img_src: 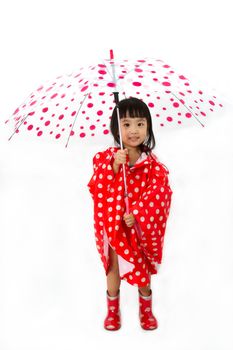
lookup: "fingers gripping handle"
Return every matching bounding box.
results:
[124,194,130,215]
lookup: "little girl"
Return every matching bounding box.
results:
[87,97,173,331]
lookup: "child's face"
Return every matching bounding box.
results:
[119,112,148,151]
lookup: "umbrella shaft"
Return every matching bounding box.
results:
[116,105,129,214]
[116,106,123,149]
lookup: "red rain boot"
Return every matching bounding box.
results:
[104,289,121,331]
[138,289,158,330]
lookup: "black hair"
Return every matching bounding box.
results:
[110,97,156,154]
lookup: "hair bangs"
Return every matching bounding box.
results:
[120,105,146,120]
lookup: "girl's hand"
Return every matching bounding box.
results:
[123,212,135,227]
[112,148,129,174]
[113,148,128,166]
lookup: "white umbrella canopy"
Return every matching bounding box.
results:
[5,51,224,148]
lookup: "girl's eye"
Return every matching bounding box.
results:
[123,123,130,127]
[138,123,144,126]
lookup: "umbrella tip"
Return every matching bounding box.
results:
[110,49,114,60]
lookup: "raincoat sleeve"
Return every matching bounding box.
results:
[87,150,116,199]
[129,162,173,239]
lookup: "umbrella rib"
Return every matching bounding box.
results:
[103,58,169,98]
[102,59,114,82]
[65,74,107,147]
[65,93,89,148]
[102,58,147,86]
[8,114,30,141]
[169,90,205,127]
[105,59,148,85]
[8,88,38,141]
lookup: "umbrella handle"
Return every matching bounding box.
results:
[124,190,130,215]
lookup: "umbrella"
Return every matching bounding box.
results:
[5,50,224,213]
[5,50,223,146]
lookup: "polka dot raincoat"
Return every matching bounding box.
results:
[87,147,173,287]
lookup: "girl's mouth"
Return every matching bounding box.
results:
[129,137,139,141]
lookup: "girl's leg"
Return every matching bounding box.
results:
[138,273,158,330]
[107,246,121,297]
[104,246,121,330]
[138,273,151,296]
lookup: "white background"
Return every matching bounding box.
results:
[0,0,233,349]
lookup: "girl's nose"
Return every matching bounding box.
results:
[129,127,138,133]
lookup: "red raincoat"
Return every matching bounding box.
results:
[87,146,173,287]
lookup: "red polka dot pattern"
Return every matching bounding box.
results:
[87,147,173,287]
[6,58,224,145]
